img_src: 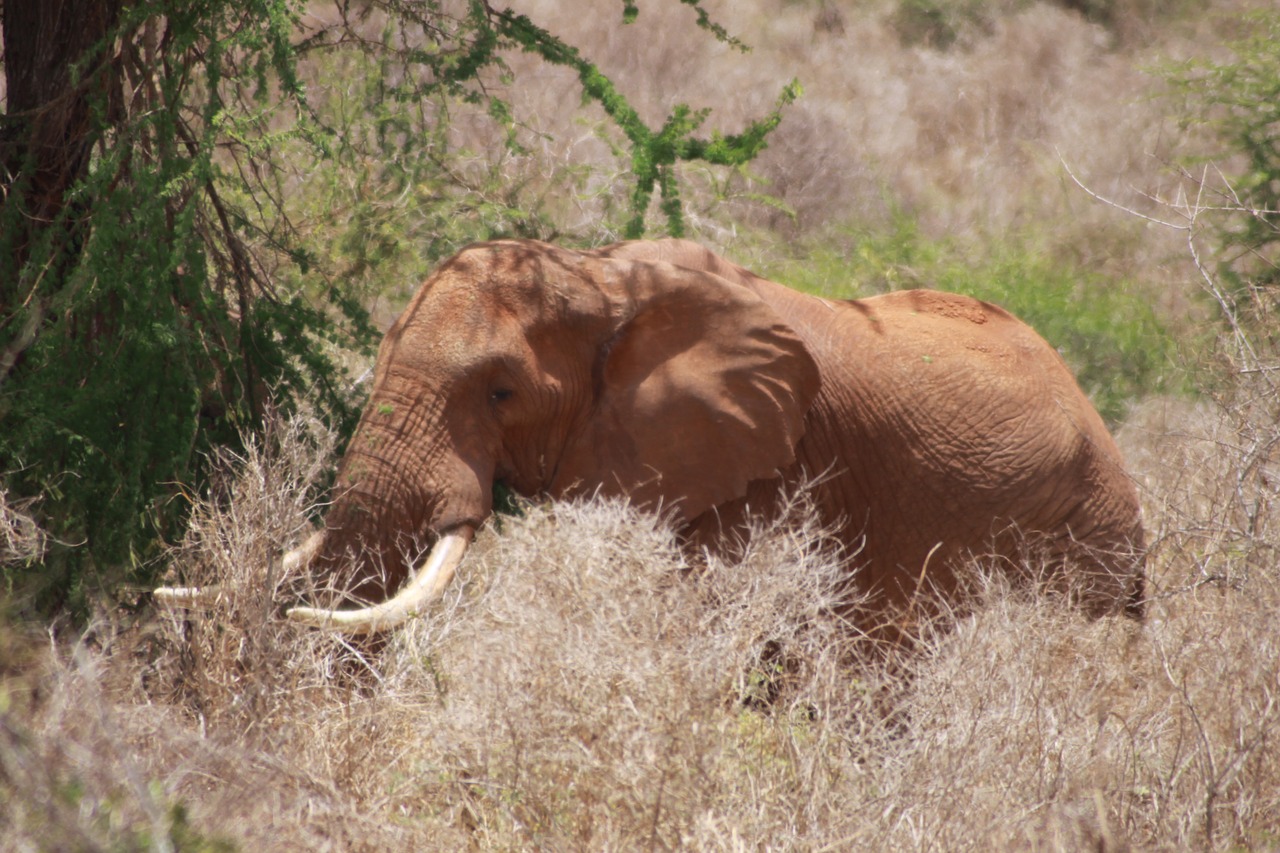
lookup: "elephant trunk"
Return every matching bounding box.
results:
[305,478,433,605]
[275,390,493,632]
[284,464,484,632]
[287,429,483,624]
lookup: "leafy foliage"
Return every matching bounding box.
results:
[0,0,791,618]
[0,0,371,617]
[491,6,798,238]
[1168,8,1280,320]
[889,0,1195,48]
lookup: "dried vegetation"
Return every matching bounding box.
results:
[5,0,1280,850]
[3,379,1279,849]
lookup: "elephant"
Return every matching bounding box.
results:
[157,238,1145,635]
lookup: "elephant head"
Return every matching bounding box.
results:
[224,240,821,632]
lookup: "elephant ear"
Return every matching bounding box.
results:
[553,257,820,523]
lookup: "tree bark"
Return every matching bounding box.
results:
[0,0,122,335]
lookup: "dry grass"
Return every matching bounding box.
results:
[0,490,45,567]
[3,382,1280,850]
[5,2,1280,850]
[490,0,1237,276]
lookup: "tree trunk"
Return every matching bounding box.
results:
[0,0,122,368]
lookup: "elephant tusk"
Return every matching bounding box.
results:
[282,528,325,573]
[285,528,473,634]
[153,528,325,610]
[154,584,223,609]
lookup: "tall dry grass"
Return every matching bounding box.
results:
[492,0,1224,275]
[3,375,1279,849]
[5,2,1280,850]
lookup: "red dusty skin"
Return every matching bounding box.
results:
[158,238,1146,638]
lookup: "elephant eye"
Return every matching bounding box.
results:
[490,388,514,404]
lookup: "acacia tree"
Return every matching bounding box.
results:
[0,0,793,618]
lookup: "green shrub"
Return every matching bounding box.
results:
[0,0,792,622]
[0,0,371,620]
[889,0,1202,49]
[1167,8,1280,323]
[891,0,997,49]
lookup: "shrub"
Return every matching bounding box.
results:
[1167,7,1280,325]
[891,0,998,49]
[890,0,1198,49]
[5,398,1280,848]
